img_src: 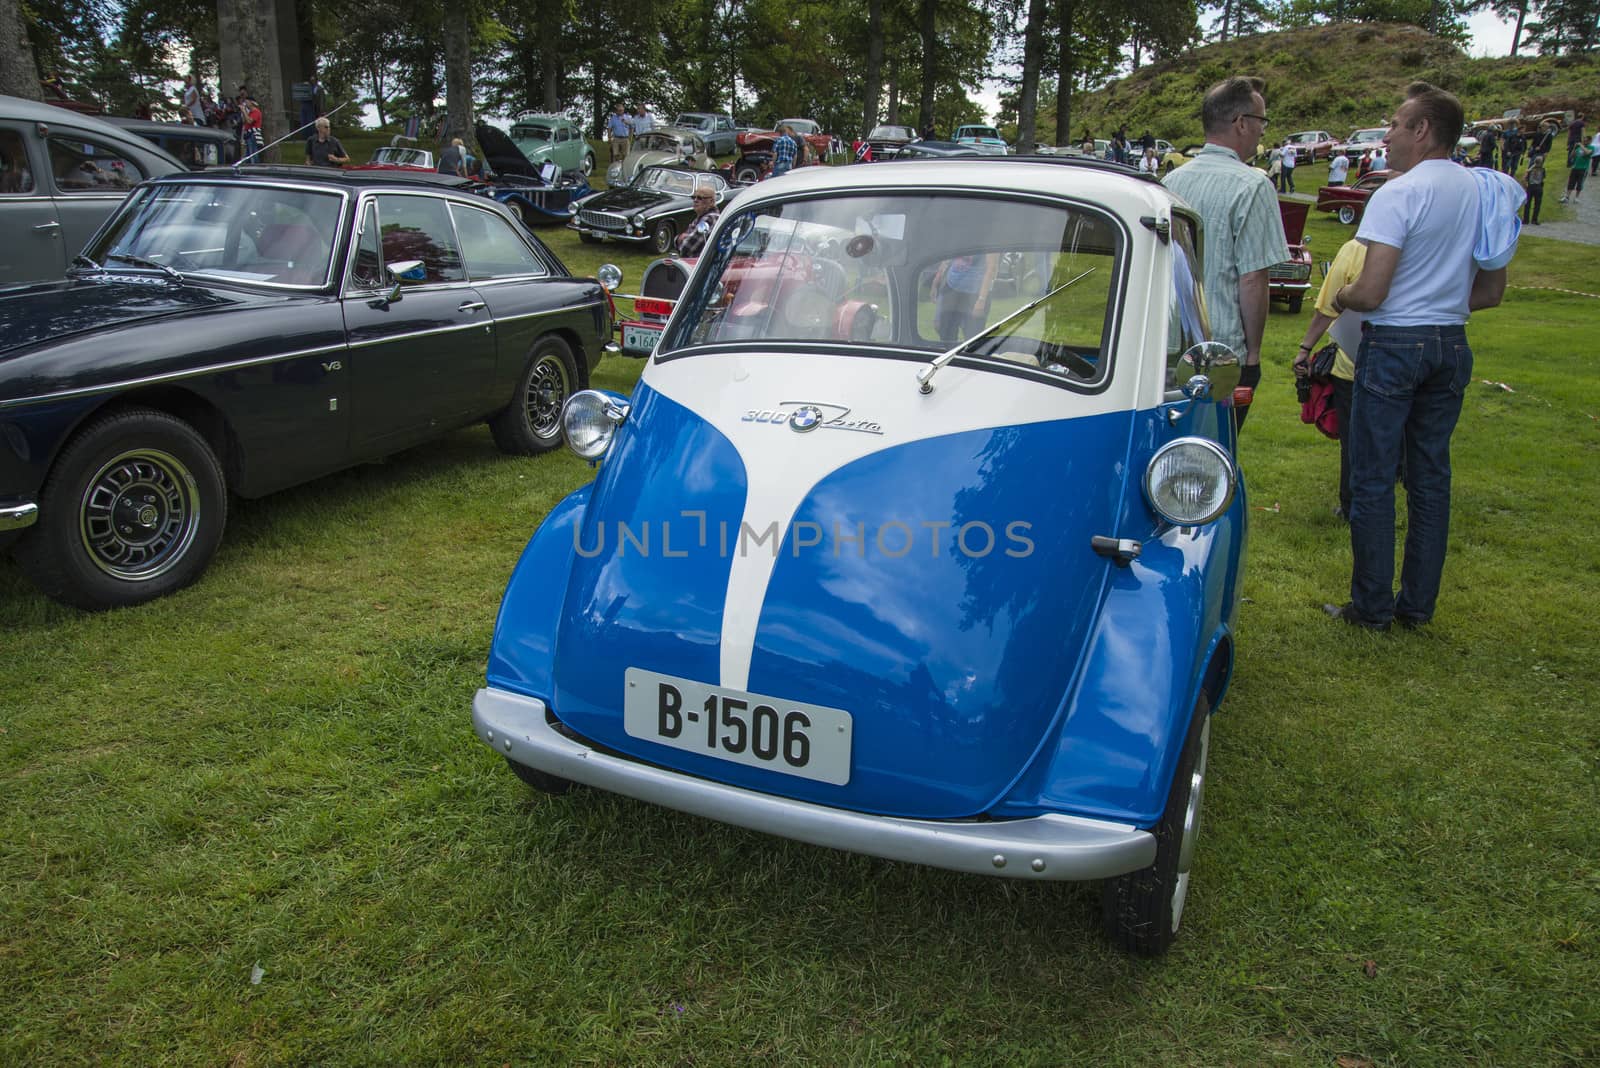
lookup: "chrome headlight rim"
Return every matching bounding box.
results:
[1143,437,1237,528]
[561,389,631,462]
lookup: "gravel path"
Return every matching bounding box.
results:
[1528,168,1600,245]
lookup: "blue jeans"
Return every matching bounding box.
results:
[1348,325,1472,624]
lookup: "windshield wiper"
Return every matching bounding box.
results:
[916,266,1096,394]
[68,253,104,275]
[106,252,183,283]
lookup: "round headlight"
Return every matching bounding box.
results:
[562,390,629,461]
[1143,438,1236,527]
[606,163,622,186]
[596,263,622,291]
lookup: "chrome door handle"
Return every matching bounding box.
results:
[457,300,486,312]
[33,221,61,233]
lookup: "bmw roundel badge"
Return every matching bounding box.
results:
[789,405,824,432]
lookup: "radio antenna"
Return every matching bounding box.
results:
[236,98,354,171]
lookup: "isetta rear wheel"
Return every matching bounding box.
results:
[1338,205,1357,225]
[489,335,579,455]
[1100,693,1211,957]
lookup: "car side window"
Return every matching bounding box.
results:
[350,200,383,288]
[450,203,544,280]
[47,137,144,192]
[1167,215,1211,391]
[374,194,465,284]
[0,129,34,194]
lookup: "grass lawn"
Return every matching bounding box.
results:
[2,165,1597,1066]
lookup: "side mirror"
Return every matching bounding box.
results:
[1179,341,1241,398]
[371,259,423,306]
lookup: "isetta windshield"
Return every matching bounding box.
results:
[661,193,1124,387]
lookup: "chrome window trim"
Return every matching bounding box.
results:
[98,179,352,292]
[447,200,550,283]
[0,340,349,411]
[345,319,493,351]
[340,188,495,295]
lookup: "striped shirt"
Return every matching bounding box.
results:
[1162,144,1288,356]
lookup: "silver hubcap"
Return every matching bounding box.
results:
[1170,715,1210,932]
[526,354,570,438]
[78,448,200,581]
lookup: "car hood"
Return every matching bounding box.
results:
[1278,199,1309,244]
[535,354,1136,819]
[0,277,244,359]
[476,123,544,172]
[585,186,678,213]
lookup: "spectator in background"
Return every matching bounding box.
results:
[1566,113,1585,153]
[1590,129,1600,177]
[1522,154,1546,224]
[1530,121,1555,161]
[606,103,630,162]
[438,137,467,177]
[632,104,655,138]
[1501,123,1524,175]
[1328,149,1350,186]
[241,96,263,162]
[304,117,349,167]
[1280,139,1297,192]
[1561,138,1591,203]
[1371,145,1387,171]
[674,181,721,257]
[770,124,798,177]
[1475,124,1498,169]
[182,76,201,125]
[1161,75,1288,431]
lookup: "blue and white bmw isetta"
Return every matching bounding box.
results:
[473,158,1247,955]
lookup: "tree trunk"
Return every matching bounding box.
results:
[886,54,900,124]
[1131,34,1142,71]
[442,5,474,147]
[1054,1,1075,148]
[371,64,387,127]
[219,0,288,159]
[0,0,42,100]
[1017,0,1045,147]
[1510,0,1527,56]
[541,46,558,111]
[918,0,936,133]
[1220,0,1232,41]
[862,0,883,137]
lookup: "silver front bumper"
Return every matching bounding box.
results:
[0,502,38,532]
[473,687,1156,881]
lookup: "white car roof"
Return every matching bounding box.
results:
[726,157,1186,223]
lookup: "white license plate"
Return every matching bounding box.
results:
[623,668,853,785]
[622,324,663,353]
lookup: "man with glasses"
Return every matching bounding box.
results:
[675,182,721,256]
[1162,76,1288,430]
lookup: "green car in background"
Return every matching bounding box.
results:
[508,111,596,177]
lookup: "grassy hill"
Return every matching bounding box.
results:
[1050,23,1600,146]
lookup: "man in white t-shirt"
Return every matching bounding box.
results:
[1328,150,1350,186]
[1323,81,1508,631]
[1280,141,1297,192]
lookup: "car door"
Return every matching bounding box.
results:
[0,123,64,283]
[44,131,147,263]
[341,193,496,455]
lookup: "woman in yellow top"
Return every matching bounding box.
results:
[1295,238,1365,520]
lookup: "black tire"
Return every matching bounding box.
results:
[581,152,595,177]
[734,163,762,184]
[506,756,573,795]
[1338,205,1357,225]
[489,335,579,455]
[1101,692,1211,957]
[15,407,227,610]
[650,219,676,255]
[1288,293,1305,314]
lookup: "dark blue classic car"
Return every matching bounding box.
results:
[0,167,615,609]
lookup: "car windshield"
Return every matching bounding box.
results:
[780,120,818,135]
[660,192,1122,387]
[637,168,714,195]
[869,126,913,139]
[676,115,711,130]
[89,181,344,288]
[1351,129,1385,143]
[373,147,429,167]
[959,127,1001,140]
[513,125,553,144]
[634,132,683,153]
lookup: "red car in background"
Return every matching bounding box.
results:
[1316,169,1395,225]
[1284,130,1338,162]
[730,119,832,182]
[1269,199,1313,314]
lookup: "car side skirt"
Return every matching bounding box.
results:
[474,686,1157,881]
